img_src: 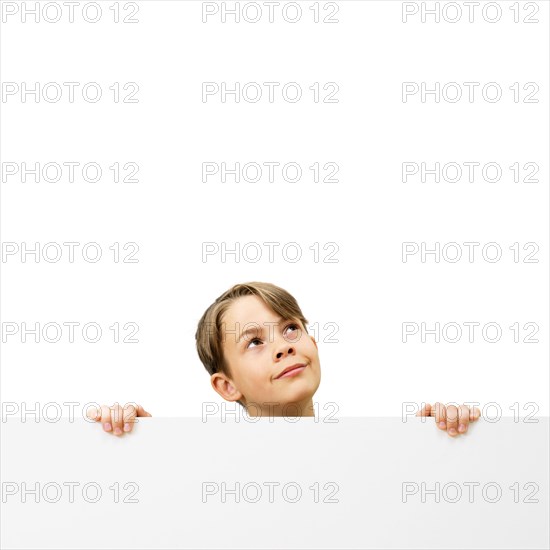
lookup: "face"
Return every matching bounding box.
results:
[210,295,321,416]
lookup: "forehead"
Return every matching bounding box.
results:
[222,295,279,327]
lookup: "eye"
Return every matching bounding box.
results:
[246,337,263,349]
[285,323,300,338]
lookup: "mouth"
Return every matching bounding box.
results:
[275,363,308,380]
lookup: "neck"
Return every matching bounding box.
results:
[245,398,315,417]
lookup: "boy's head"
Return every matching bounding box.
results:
[195,282,321,416]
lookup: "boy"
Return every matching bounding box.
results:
[89,282,480,436]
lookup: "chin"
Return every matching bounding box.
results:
[283,377,319,403]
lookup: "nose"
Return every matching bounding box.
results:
[275,345,295,360]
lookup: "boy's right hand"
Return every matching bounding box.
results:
[87,402,152,436]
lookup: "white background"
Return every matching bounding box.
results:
[1,0,548,418]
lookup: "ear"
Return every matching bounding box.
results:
[211,373,243,403]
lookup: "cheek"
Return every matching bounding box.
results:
[299,335,314,351]
[241,353,269,382]
[305,339,320,361]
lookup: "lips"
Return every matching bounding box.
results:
[275,363,307,380]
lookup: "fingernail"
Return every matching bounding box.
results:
[104,423,112,431]
[114,427,122,435]
[458,424,465,432]
[439,421,446,428]
[123,423,131,432]
[449,428,457,435]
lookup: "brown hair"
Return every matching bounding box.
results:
[195,282,309,407]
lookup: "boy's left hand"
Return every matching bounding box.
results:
[416,402,481,437]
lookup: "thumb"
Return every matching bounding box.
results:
[85,404,102,422]
[416,403,433,417]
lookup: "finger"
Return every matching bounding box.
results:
[471,407,481,421]
[101,405,112,432]
[86,404,101,422]
[122,403,138,433]
[123,403,152,432]
[458,405,471,434]
[110,403,124,436]
[434,402,447,430]
[446,405,459,437]
[416,403,432,417]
